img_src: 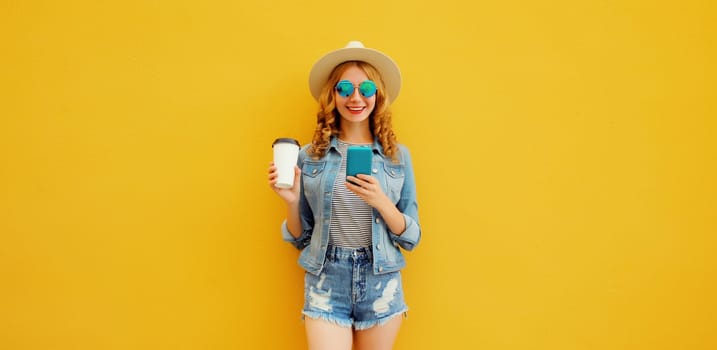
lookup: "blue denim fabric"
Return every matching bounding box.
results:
[281,136,421,275]
[302,246,408,330]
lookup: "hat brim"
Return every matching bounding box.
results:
[309,47,401,103]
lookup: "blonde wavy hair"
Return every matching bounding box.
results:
[307,61,399,162]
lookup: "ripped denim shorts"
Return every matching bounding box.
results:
[302,245,408,330]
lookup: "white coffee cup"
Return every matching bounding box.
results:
[272,138,300,189]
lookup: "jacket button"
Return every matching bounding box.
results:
[375,218,380,224]
[378,267,383,272]
[372,168,378,174]
[376,244,381,250]
[390,170,396,176]
[312,169,317,174]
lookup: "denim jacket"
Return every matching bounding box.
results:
[281,136,421,275]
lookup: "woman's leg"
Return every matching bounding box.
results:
[305,318,352,350]
[353,314,403,350]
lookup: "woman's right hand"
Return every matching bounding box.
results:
[268,162,301,204]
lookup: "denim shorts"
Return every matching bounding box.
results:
[302,245,408,330]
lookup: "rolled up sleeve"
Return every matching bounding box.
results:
[280,147,313,250]
[388,146,421,251]
[389,213,420,250]
[281,219,311,250]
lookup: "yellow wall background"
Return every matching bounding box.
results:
[1,0,715,349]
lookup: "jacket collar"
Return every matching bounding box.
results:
[329,136,385,157]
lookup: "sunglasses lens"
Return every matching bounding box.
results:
[335,80,354,97]
[359,81,377,97]
[335,80,377,98]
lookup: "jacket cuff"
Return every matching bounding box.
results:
[281,220,298,243]
[389,214,421,251]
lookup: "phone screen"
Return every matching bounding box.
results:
[346,146,372,180]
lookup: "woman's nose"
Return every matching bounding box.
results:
[349,88,362,100]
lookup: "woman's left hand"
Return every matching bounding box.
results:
[347,174,407,234]
[345,174,390,209]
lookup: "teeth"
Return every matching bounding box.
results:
[348,107,364,111]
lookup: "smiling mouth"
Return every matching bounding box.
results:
[347,106,365,114]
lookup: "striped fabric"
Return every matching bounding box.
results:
[329,140,373,248]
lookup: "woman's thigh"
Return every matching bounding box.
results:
[353,314,403,350]
[305,318,352,350]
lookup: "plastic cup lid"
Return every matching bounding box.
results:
[272,138,300,147]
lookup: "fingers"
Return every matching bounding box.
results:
[268,162,278,188]
[346,174,375,187]
[268,165,278,179]
[268,163,302,192]
[268,173,278,188]
[356,174,376,184]
[346,176,377,195]
[345,178,360,189]
[292,166,301,188]
[345,176,361,188]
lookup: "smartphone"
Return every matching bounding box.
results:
[346,146,372,183]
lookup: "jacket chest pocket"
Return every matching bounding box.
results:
[302,161,326,202]
[383,162,405,203]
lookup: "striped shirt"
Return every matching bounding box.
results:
[329,140,373,248]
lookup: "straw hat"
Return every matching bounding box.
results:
[308,41,402,103]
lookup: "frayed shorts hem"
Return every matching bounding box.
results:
[302,311,353,329]
[302,308,408,331]
[353,308,408,331]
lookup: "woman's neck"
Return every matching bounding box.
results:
[339,126,373,144]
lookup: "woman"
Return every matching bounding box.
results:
[268,41,421,350]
